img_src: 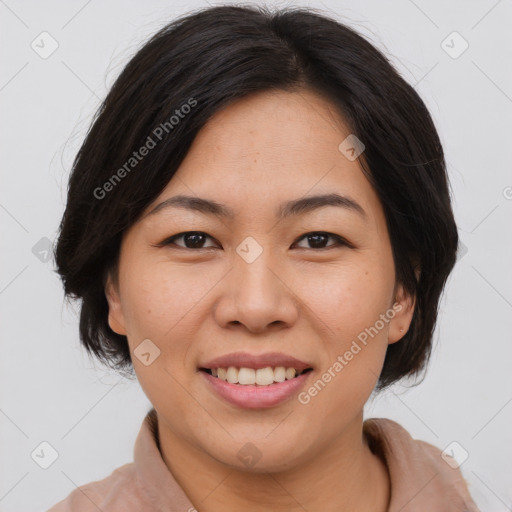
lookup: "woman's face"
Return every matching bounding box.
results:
[106,89,415,471]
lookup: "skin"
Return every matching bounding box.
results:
[106,88,416,511]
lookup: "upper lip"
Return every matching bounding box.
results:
[200,352,313,371]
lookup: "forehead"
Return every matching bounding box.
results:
[186,88,350,168]
[147,89,383,223]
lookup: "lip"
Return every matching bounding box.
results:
[200,369,313,409]
[199,351,312,371]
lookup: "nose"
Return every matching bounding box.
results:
[213,250,299,334]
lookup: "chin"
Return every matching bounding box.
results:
[210,436,308,474]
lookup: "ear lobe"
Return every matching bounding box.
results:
[388,282,416,345]
[105,274,127,336]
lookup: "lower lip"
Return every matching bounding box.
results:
[200,370,313,409]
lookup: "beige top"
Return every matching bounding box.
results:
[47,408,480,511]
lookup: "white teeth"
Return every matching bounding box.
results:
[285,367,296,380]
[273,366,286,382]
[226,366,238,384]
[208,366,306,385]
[238,367,256,385]
[256,367,274,385]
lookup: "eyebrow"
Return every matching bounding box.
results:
[146,192,367,220]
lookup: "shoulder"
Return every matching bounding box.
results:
[363,417,480,512]
[46,462,146,512]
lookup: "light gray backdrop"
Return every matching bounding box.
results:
[1,0,511,510]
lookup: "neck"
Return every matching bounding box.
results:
[156,410,390,512]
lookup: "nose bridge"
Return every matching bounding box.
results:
[215,236,298,332]
[234,238,281,304]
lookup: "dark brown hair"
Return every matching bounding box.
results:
[54,4,459,391]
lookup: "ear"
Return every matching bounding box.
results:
[387,281,416,345]
[105,273,127,336]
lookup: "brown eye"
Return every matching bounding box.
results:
[159,231,218,249]
[156,231,350,251]
[293,232,349,250]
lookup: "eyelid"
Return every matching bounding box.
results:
[155,231,352,250]
[153,231,219,249]
[293,232,352,249]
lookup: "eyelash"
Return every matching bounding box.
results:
[156,231,352,251]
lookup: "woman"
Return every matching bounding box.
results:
[49,4,480,511]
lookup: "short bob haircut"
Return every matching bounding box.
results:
[54,4,459,391]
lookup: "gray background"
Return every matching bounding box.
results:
[1,0,511,510]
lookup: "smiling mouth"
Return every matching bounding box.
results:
[199,366,313,386]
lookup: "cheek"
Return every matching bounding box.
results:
[300,282,392,425]
[119,260,211,340]
[300,262,393,343]
[296,262,393,407]
[118,261,204,412]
